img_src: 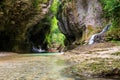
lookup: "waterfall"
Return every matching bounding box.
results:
[32,46,45,53]
[99,24,111,35]
[88,34,97,44]
[88,24,111,45]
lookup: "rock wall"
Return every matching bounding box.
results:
[0,0,107,52]
[57,0,103,49]
[0,0,53,52]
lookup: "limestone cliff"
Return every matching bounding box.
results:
[0,0,53,52]
[0,0,117,52]
[57,0,103,49]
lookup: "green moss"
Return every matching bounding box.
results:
[110,41,120,46]
[0,0,49,52]
[40,0,48,3]
[32,0,40,8]
[64,58,120,77]
[106,27,120,41]
[111,52,120,56]
[56,59,65,66]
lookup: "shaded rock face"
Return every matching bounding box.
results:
[57,0,103,49]
[29,18,51,51]
[0,0,52,52]
[0,0,104,52]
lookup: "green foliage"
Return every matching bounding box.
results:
[50,16,65,46]
[50,0,59,14]
[112,52,120,55]
[32,0,40,8]
[44,0,65,47]
[45,16,65,47]
[101,0,120,19]
[106,27,120,41]
[101,0,120,41]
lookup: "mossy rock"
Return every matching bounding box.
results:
[63,58,120,79]
[0,0,51,52]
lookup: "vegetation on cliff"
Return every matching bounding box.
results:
[0,0,52,52]
[0,0,120,80]
[0,0,119,52]
[44,0,65,49]
[101,0,120,41]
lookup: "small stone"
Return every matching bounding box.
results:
[0,12,4,15]
[11,21,15,24]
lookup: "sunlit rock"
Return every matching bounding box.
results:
[57,0,103,49]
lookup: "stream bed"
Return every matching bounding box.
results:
[0,52,119,80]
[0,53,75,80]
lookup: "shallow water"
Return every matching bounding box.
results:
[0,53,118,80]
[0,53,75,80]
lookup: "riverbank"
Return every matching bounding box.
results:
[63,42,120,79]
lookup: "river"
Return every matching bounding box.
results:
[0,51,119,80]
[0,53,75,80]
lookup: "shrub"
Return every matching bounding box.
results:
[101,0,120,41]
[106,28,120,41]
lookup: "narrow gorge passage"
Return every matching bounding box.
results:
[0,0,120,80]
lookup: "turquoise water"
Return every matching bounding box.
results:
[24,52,64,56]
